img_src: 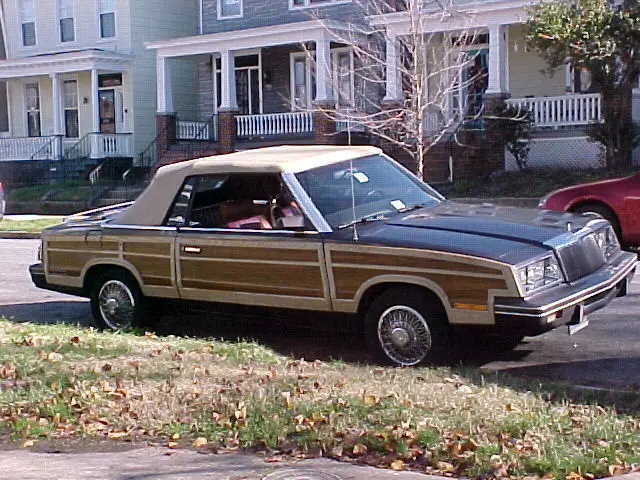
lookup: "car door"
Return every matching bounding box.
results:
[169,173,331,311]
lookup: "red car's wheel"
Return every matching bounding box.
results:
[572,203,621,240]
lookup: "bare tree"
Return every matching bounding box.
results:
[303,0,492,179]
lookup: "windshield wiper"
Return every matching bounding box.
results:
[338,212,389,230]
[398,203,425,213]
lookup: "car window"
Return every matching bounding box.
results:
[171,173,312,231]
[295,154,442,228]
[165,178,197,227]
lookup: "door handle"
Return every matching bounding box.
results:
[184,246,201,254]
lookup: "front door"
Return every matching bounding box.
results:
[99,89,116,133]
[167,173,330,311]
[235,68,260,115]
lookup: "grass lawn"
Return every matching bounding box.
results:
[447,167,639,199]
[0,319,638,478]
[0,217,64,233]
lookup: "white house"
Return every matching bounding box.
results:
[0,0,197,176]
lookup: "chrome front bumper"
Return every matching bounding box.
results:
[493,251,637,336]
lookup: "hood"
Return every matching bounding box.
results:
[391,201,594,245]
[346,201,603,265]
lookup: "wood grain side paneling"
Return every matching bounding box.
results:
[330,250,502,275]
[123,242,171,256]
[124,255,172,286]
[182,245,318,263]
[48,251,118,276]
[180,260,324,298]
[332,266,507,305]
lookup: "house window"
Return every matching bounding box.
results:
[290,49,353,110]
[25,82,40,137]
[218,0,243,18]
[290,0,351,8]
[98,0,115,38]
[20,0,36,47]
[329,48,354,108]
[63,80,79,138]
[58,0,74,42]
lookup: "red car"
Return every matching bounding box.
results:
[539,172,640,247]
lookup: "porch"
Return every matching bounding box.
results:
[0,50,135,163]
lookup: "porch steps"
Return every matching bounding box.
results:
[95,185,145,207]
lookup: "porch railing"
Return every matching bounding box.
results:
[89,133,133,158]
[0,136,63,161]
[236,111,313,138]
[506,93,602,128]
[177,116,218,141]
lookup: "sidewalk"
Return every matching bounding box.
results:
[0,446,446,480]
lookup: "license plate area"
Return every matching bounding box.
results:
[568,303,589,335]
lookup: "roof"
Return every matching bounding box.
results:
[115,145,382,226]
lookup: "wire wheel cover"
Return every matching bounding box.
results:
[377,305,432,365]
[98,280,135,329]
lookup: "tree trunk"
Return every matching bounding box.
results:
[600,86,634,168]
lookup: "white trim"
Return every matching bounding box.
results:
[145,19,363,56]
[290,51,313,110]
[97,0,116,40]
[22,79,41,137]
[199,0,204,34]
[369,0,530,33]
[217,0,243,20]
[62,76,79,138]
[330,46,355,108]
[0,81,12,135]
[57,0,76,45]
[0,50,133,79]
[289,0,352,9]
[19,0,37,48]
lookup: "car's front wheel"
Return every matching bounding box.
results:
[365,288,450,366]
[90,269,147,330]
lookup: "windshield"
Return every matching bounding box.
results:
[295,154,443,229]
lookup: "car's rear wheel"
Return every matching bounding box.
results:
[365,288,450,366]
[90,269,148,330]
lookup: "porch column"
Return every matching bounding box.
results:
[383,32,402,102]
[633,75,640,123]
[219,49,238,111]
[314,33,332,103]
[91,68,100,133]
[156,56,174,114]
[486,24,509,97]
[219,49,238,153]
[50,73,62,135]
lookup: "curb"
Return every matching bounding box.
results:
[0,231,42,239]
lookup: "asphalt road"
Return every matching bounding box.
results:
[1,239,639,390]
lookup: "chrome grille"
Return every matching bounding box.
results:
[556,234,605,281]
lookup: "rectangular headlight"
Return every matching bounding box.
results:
[516,254,563,295]
[594,226,620,260]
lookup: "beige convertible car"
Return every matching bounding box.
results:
[31,146,637,366]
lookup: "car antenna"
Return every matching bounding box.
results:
[349,153,359,242]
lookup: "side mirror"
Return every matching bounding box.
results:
[278,215,306,230]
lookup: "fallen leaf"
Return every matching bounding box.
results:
[192,437,208,448]
[352,443,367,455]
[47,352,63,362]
[391,459,405,471]
[167,442,178,449]
[22,440,35,448]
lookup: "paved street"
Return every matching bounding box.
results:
[1,239,639,390]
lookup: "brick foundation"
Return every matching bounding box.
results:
[218,110,238,153]
[313,103,336,145]
[156,114,177,157]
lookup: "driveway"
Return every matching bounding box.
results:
[1,239,638,390]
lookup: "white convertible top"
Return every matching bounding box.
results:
[114,145,381,226]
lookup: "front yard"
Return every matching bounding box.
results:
[0,217,63,233]
[0,319,638,478]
